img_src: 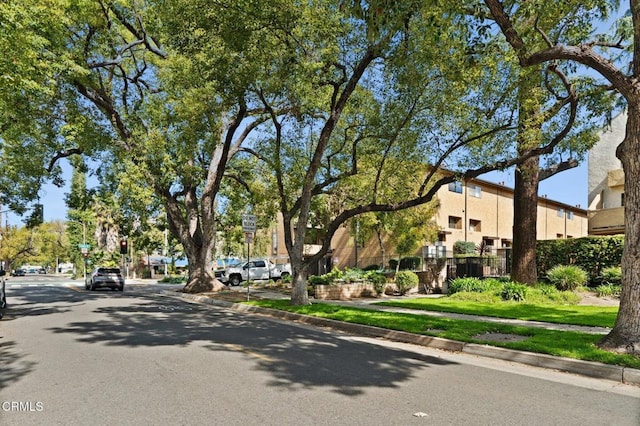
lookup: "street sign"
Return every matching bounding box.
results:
[78,244,90,249]
[242,214,257,232]
[245,232,253,244]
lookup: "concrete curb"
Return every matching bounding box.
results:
[174,292,640,387]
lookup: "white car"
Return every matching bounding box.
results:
[219,258,291,286]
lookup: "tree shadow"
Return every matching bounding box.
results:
[46,293,457,396]
[1,286,87,319]
[0,339,36,391]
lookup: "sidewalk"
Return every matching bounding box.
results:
[170,286,640,387]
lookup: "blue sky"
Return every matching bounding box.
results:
[3,160,589,228]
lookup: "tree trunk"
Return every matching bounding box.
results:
[511,69,542,285]
[511,155,540,284]
[183,263,225,294]
[599,105,640,354]
[290,251,310,305]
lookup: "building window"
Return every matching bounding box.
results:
[557,208,564,218]
[468,184,482,198]
[567,211,574,220]
[622,193,625,207]
[557,233,564,239]
[448,181,463,194]
[448,216,462,229]
[469,219,481,232]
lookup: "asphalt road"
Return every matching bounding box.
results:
[1,276,639,425]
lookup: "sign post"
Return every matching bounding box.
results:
[242,215,257,300]
[78,243,90,283]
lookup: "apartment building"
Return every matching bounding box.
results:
[588,111,625,235]
[268,176,588,273]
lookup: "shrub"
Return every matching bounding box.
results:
[399,257,422,270]
[447,277,502,295]
[158,275,187,284]
[395,271,418,295]
[363,264,380,271]
[595,284,621,298]
[308,275,330,286]
[546,265,588,291]
[365,271,387,295]
[537,235,624,281]
[341,267,364,283]
[500,283,528,301]
[453,241,476,255]
[600,266,622,285]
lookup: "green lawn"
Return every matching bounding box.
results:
[374,297,618,328]
[245,300,640,369]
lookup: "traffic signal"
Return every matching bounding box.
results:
[119,239,128,255]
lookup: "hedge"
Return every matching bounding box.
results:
[536,235,624,282]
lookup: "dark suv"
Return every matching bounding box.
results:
[85,267,125,291]
[0,270,6,319]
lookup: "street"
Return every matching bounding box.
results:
[1,276,639,425]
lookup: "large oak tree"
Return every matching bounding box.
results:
[485,0,640,354]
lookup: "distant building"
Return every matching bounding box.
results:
[268,175,588,274]
[587,111,626,236]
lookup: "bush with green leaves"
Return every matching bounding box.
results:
[158,275,187,284]
[453,240,476,255]
[341,267,364,283]
[537,235,624,281]
[308,275,330,285]
[500,283,528,301]
[447,277,503,295]
[595,284,621,298]
[546,265,588,291]
[395,271,419,295]
[364,271,387,295]
[600,266,622,285]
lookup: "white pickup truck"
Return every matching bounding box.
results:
[217,258,291,286]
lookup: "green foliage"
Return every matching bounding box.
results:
[500,283,528,302]
[595,284,621,298]
[546,265,588,291]
[308,275,330,286]
[158,275,187,284]
[341,267,364,283]
[364,271,387,295]
[448,277,504,295]
[600,266,622,285]
[399,257,422,270]
[395,271,418,295]
[536,236,624,282]
[453,241,476,255]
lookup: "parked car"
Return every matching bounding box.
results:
[11,269,26,277]
[85,267,125,291]
[218,258,291,286]
[0,270,6,319]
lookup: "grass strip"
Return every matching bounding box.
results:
[245,300,639,369]
[374,298,618,328]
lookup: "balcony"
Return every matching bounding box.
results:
[607,169,624,187]
[588,207,624,235]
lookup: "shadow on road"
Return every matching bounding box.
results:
[41,292,457,396]
[0,339,37,391]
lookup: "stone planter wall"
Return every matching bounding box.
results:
[314,282,379,300]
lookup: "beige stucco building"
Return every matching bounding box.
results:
[268,176,588,274]
[588,111,626,235]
